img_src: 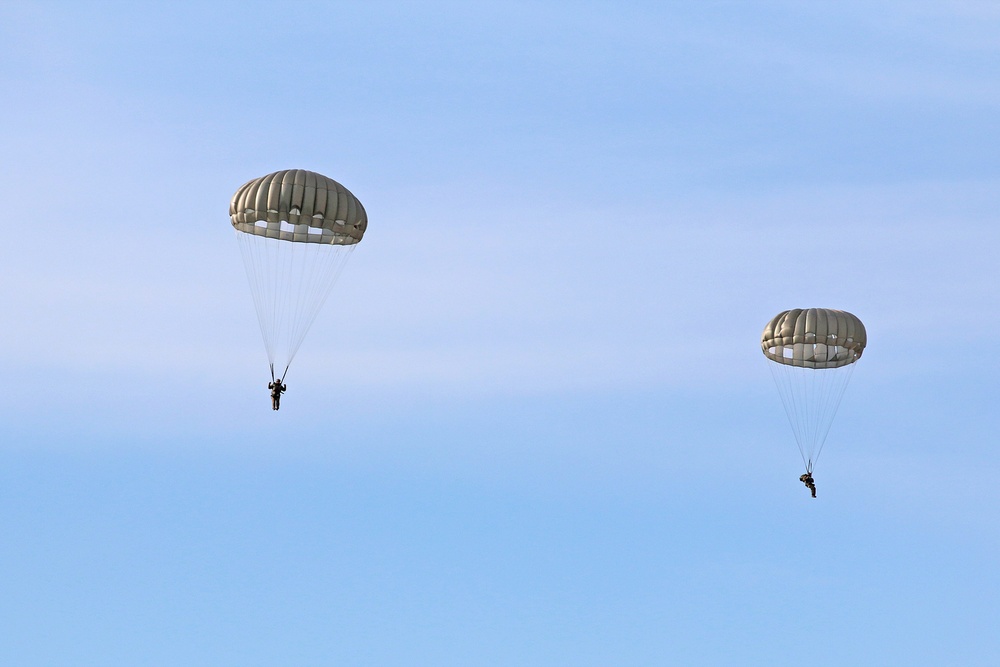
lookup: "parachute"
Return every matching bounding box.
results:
[231,169,366,389]
[761,308,866,473]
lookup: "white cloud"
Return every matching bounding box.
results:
[4,174,996,403]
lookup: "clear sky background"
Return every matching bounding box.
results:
[1,1,998,665]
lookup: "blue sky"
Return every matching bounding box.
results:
[1,2,999,665]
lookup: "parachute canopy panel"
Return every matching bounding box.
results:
[761,308,866,369]
[230,169,367,245]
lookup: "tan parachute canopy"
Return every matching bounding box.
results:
[761,308,866,369]
[230,169,367,245]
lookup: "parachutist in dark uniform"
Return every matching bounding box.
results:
[799,472,817,498]
[268,380,286,410]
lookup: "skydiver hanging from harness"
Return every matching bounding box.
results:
[799,470,817,498]
[268,373,287,411]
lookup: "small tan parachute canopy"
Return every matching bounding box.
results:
[761,308,866,369]
[230,169,367,245]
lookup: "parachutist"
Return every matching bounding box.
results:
[762,309,866,492]
[799,472,817,498]
[233,170,365,402]
[268,380,286,410]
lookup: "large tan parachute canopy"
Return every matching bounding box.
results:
[761,308,866,369]
[230,169,367,244]
[231,169,366,388]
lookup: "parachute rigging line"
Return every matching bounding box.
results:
[235,230,355,378]
[766,355,857,473]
